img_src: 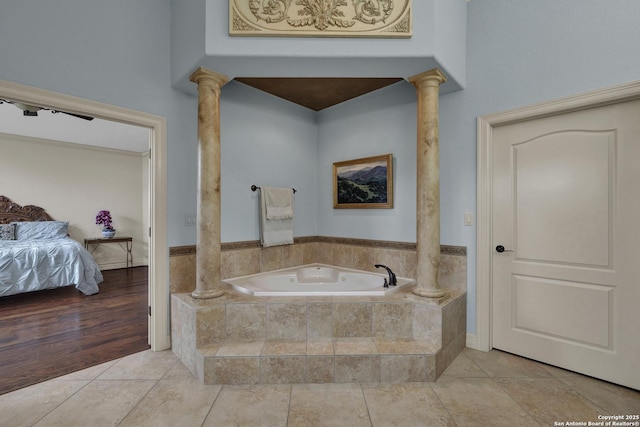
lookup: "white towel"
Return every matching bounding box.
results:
[264,187,293,220]
[260,187,294,247]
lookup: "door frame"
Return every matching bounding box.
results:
[476,79,640,352]
[0,79,170,351]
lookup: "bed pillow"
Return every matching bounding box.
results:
[0,223,16,240]
[12,221,69,240]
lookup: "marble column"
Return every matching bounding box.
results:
[190,67,228,299]
[408,69,447,299]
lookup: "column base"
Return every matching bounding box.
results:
[191,288,225,299]
[412,286,448,301]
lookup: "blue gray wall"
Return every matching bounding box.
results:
[316,82,418,242]
[220,81,318,242]
[0,0,199,247]
[3,0,640,337]
[440,0,640,335]
[219,80,419,244]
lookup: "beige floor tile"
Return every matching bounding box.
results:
[363,383,456,426]
[0,380,89,427]
[440,351,488,378]
[97,349,178,380]
[560,376,640,414]
[307,302,333,338]
[54,359,120,380]
[33,379,156,427]
[536,361,587,379]
[210,357,261,384]
[9,347,639,427]
[307,338,334,355]
[332,303,373,337]
[262,339,307,355]
[431,378,539,427]
[266,303,307,340]
[463,348,551,378]
[216,340,264,357]
[334,337,378,355]
[335,355,381,383]
[306,356,335,383]
[197,343,223,357]
[288,383,371,427]
[261,356,306,383]
[380,355,430,383]
[374,338,437,354]
[203,384,290,427]
[162,359,198,380]
[495,377,603,425]
[119,379,222,427]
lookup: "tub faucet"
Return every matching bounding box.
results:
[374,264,397,288]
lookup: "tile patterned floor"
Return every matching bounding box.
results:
[1,348,638,426]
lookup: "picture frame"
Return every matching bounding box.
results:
[333,154,393,209]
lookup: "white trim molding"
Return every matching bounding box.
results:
[0,79,170,351]
[466,333,478,350]
[476,79,640,353]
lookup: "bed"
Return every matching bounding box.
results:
[0,196,102,297]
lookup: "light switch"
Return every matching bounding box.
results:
[464,212,473,226]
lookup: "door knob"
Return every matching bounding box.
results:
[495,245,513,253]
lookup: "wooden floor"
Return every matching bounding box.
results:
[0,267,149,395]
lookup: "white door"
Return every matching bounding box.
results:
[492,98,640,390]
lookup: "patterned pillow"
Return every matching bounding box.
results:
[0,223,16,240]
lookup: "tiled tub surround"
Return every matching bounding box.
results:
[169,237,467,294]
[170,238,466,385]
[171,288,466,385]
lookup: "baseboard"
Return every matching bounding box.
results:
[466,333,481,350]
[99,261,140,270]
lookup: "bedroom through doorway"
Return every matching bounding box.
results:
[0,80,169,391]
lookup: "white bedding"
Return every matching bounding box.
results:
[0,236,102,297]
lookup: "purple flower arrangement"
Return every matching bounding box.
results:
[95,210,114,230]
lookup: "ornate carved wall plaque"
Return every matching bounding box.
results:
[230,0,412,38]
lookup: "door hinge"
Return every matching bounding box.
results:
[148,227,151,238]
[148,306,151,317]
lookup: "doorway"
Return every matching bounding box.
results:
[0,79,169,351]
[477,80,640,390]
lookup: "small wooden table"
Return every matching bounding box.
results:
[84,237,133,268]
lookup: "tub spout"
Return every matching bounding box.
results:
[374,264,397,288]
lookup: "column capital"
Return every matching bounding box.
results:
[189,67,229,89]
[408,68,447,89]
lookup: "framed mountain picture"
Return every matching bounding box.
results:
[333,153,393,209]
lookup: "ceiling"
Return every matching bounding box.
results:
[0,100,150,152]
[234,77,405,111]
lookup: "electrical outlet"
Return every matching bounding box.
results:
[185,214,197,226]
[464,212,474,226]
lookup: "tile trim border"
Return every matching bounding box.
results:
[169,245,198,256]
[440,245,467,256]
[169,237,466,257]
